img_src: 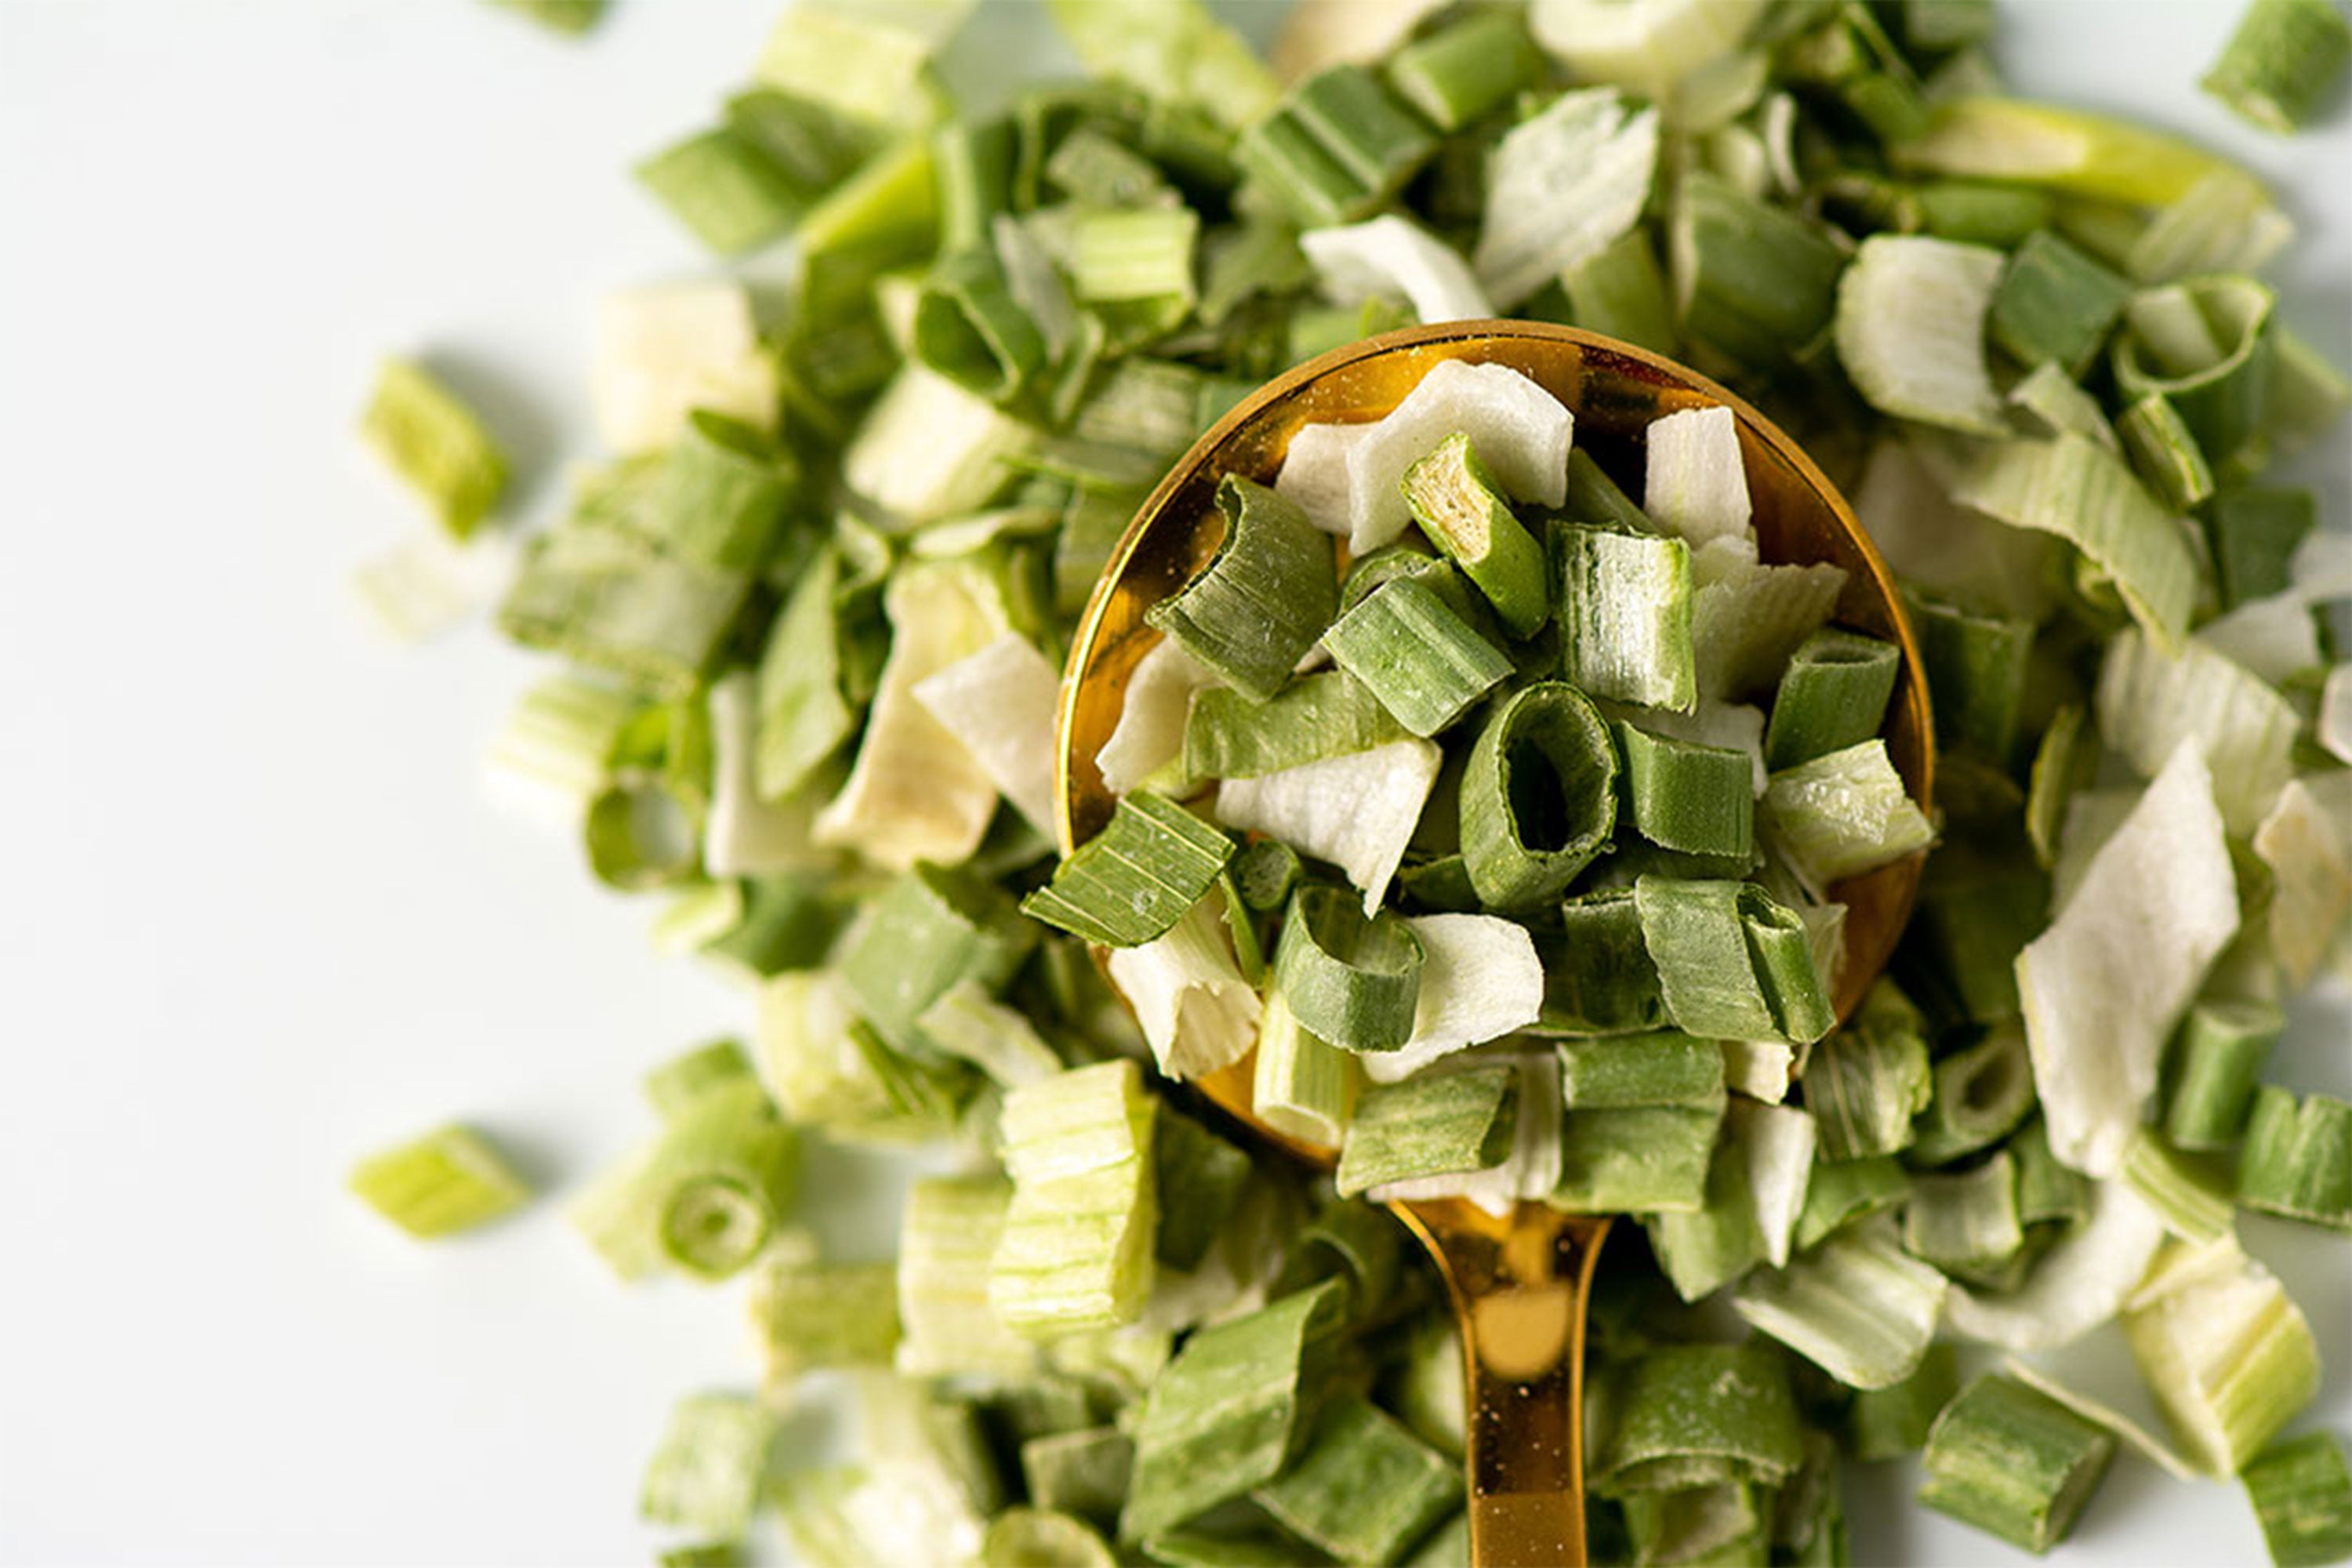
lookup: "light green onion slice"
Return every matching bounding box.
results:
[2237,1086,2352,1232]
[641,1393,782,1541]
[1846,1342,1959,1461]
[2198,589,2326,689]
[361,358,508,542]
[1336,1065,1517,1196]
[1555,1102,1724,1214]
[898,1175,1036,1381]
[1555,522,1697,712]
[1762,628,1899,773]
[978,1509,1114,1568]
[636,126,806,256]
[2010,359,2124,453]
[2124,1234,2321,1475]
[644,1039,754,1119]
[347,1123,531,1240]
[1635,877,1832,1045]
[704,673,826,879]
[1918,1373,2117,1554]
[1471,86,1660,309]
[2114,274,2278,476]
[1802,982,1932,1160]
[815,558,1012,869]
[570,1079,798,1282]
[1952,432,2198,655]
[495,525,749,699]
[1108,893,1261,1082]
[700,873,841,982]
[1145,475,1337,703]
[753,548,862,804]
[2129,169,2295,284]
[1615,722,1755,860]
[1250,1395,1464,1564]
[1669,171,1846,369]
[1184,669,1407,782]
[1385,5,1543,130]
[1834,234,2009,434]
[1546,887,1670,1036]
[2165,1000,2284,1150]
[2201,0,2352,132]
[840,861,1033,1058]
[1343,359,1575,554]
[842,364,1035,526]
[1688,539,1848,703]
[1232,63,1437,229]
[1071,205,1199,324]
[1046,0,1275,129]
[1733,1228,1947,1390]
[916,981,1063,1091]
[992,1062,1159,1334]
[1119,1279,1346,1541]
[2119,1129,2234,1243]
[749,1254,902,1391]
[1641,1113,1769,1298]
[1558,1032,1726,1109]
[1021,1427,1132,1533]
[1322,577,1510,739]
[2241,1432,2352,1568]
[1911,1021,2036,1166]
[1898,96,2229,205]
[1301,214,1494,325]
[1272,886,1425,1054]
[914,245,1050,404]
[1760,739,1933,891]
[1098,638,1218,796]
[2096,626,2301,837]
[1459,682,1619,909]
[1216,738,1442,913]
[1400,432,1551,640]
[349,527,514,647]
[1589,1341,1802,1497]
[2020,744,2240,1177]
[754,972,962,1142]
[2252,775,2352,986]
[1643,405,1751,546]
[1251,985,1358,1149]
[1022,795,1232,949]
[1904,1152,2024,1282]
[1792,1153,1909,1252]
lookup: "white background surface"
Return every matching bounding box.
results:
[1,2,2347,1564]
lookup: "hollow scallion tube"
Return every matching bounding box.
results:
[348,1123,532,1239]
[1546,887,1668,1035]
[1232,64,1437,228]
[1918,1374,2116,1554]
[1399,431,1550,639]
[1382,6,1542,132]
[2163,999,2284,1149]
[1908,1022,2035,1165]
[914,245,1050,404]
[1459,681,1619,909]
[1321,576,1512,738]
[1763,628,1901,772]
[1145,474,1338,702]
[1272,885,1426,1053]
[2237,1087,2352,1231]
[1554,522,1697,711]
[2201,0,2352,132]
[1614,722,1755,859]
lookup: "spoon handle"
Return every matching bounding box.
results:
[1396,1203,1613,1568]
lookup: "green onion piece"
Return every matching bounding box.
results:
[500,528,750,699]
[1909,1022,2035,1165]
[1762,739,1933,891]
[1764,629,1900,773]
[1120,1279,1346,1541]
[751,0,968,129]
[1547,887,1670,1036]
[753,550,862,802]
[843,365,1036,526]
[2025,703,2089,870]
[644,1039,754,1119]
[1146,475,1337,702]
[1793,1153,1911,1251]
[1554,1102,1726,1214]
[1835,234,2009,434]
[1563,447,1655,535]
[1385,7,1543,132]
[840,862,1033,1057]
[1321,578,1511,739]
[1336,1065,1518,1197]
[2118,393,2217,513]
[488,675,641,807]
[2163,999,2283,1149]
[1898,96,2230,205]
[897,1176,1037,1380]
[1555,522,1698,711]
[1151,1109,1252,1276]
[982,1509,1116,1568]
[2097,626,2302,837]
[1459,682,1620,910]
[1138,1527,1314,1566]
[585,771,702,892]
[1022,1427,1133,1532]
[1272,885,1425,1054]
[724,87,877,205]
[919,981,1065,1090]
[1669,172,1846,369]
[1231,839,1304,913]
[933,116,1012,255]
[1044,0,1277,131]
[1022,795,1232,949]
[754,972,966,1142]
[347,1123,531,1240]
[1614,722,1755,859]
[1234,64,1436,229]
[1590,1342,1802,1496]
[2242,1432,2352,1568]
[2013,1116,2090,1228]
[2238,1087,2352,1231]
[1917,180,2055,248]
[1635,877,1832,1045]
[361,358,508,541]
[570,1080,798,1281]
[1107,893,1262,1081]
[1250,1395,1464,1564]
[1689,544,1849,704]
[2009,360,2123,452]
[748,1254,902,1390]
[1733,1228,1948,1390]
[2114,274,2278,476]
[1904,1151,2023,1284]
[1845,1341,1960,1461]
[992,1062,1159,1334]
[1988,228,2132,376]
[1072,205,1200,317]
[1802,983,1933,1160]
[1918,1373,2116,1553]
[1399,432,1551,640]
[1953,434,2197,654]
[1558,1032,1726,1110]
[641,1392,782,1541]
[1252,987,1358,1149]
[2124,1235,2320,1474]
[1345,360,1575,555]
[1618,1483,1769,1566]
[1042,126,1170,209]
[1472,86,1660,310]
[636,128,803,256]
[2120,1129,2235,1243]
[2130,169,2295,283]
[485,0,605,34]
[1904,588,2034,764]
[647,411,797,571]
[915,246,1050,404]
[1642,1127,1767,1300]
[2209,488,2318,610]
[2202,0,2352,132]
[1184,669,1406,782]
[1563,226,1681,358]
[2252,775,2352,986]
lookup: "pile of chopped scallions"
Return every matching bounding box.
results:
[349,0,2352,1563]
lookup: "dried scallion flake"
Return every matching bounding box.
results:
[1250,1395,1463,1563]
[1336,1065,1517,1196]
[2202,0,2352,132]
[360,358,508,541]
[1555,523,1698,711]
[1764,629,1900,773]
[1322,576,1511,739]
[640,1393,782,1542]
[1272,885,1426,1054]
[1022,794,1233,948]
[348,1123,532,1240]
[1733,1228,1947,1392]
[1399,431,1551,639]
[991,1061,1160,1334]
[1918,1374,2115,1554]
[1459,681,1620,910]
[1591,1341,1803,1497]
[1146,475,1337,702]
[1988,228,2132,376]
[2241,1432,2352,1568]
[1614,722,1755,860]
[2163,999,2283,1150]
[2237,1087,2352,1232]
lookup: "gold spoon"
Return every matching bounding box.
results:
[1055,321,1935,1568]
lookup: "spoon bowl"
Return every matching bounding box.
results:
[1056,321,1934,1567]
